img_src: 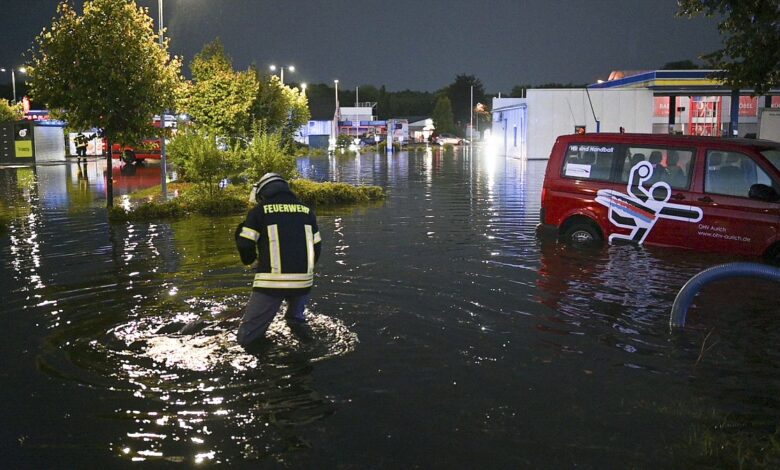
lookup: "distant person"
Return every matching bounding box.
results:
[619,126,625,134]
[234,173,322,350]
[75,132,88,162]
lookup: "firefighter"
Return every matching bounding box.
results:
[75,132,89,162]
[234,173,321,348]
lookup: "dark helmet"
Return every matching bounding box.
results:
[250,172,287,203]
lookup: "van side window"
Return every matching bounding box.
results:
[619,147,694,189]
[561,143,618,181]
[705,151,771,197]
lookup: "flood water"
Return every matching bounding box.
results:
[1,150,778,468]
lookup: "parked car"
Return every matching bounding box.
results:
[537,133,780,260]
[435,133,468,146]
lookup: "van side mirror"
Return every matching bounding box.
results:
[748,183,779,202]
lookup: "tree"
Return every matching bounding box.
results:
[28,0,182,205]
[0,99,23,122]
[251,73,309,151]
[678,0,780,94]
[182,39,258,137]
[431,96,456,135]
[444,74,486,126]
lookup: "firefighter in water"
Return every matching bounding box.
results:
[235,173,322,348]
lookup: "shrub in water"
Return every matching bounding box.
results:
[290,179,385,206]
[167,130,240,196]
[239,127,298,182]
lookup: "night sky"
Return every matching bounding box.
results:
[1,0,723,93]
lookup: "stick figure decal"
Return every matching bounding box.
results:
[595,161,703,244]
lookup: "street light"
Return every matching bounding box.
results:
[1,66,26,103]
[158,0,168,199]
[300,83,307,95]
[269,64,295,85]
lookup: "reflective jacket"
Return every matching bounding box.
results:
[235,189,321,296]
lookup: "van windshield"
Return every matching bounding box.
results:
[761,149,780,173]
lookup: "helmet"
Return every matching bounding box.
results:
[249,172,286,204]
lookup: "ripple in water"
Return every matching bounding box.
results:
[44,297,359,464]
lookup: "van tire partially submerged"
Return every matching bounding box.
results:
[562,220,603,245]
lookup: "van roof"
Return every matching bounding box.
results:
[560,133,780,149]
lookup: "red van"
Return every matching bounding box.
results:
[538,133,780,261]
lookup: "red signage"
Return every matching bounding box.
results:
[773,96,780,108]
[654,97,670,117]
[738,96,758,117]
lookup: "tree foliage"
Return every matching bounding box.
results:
[180,39,258,137]
[678,0,780,94]
[180,41,309,150]
[444,74,486,124]
[28,0,182,145]
[0,99,23,122]
[431,96,455,135]
[251,73,310,150]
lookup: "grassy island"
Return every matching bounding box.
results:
[108,179,385,222]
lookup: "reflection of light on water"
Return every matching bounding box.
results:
[124,311,359,372]
[101,299,357,464]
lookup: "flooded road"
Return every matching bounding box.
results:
[1,150,778,467]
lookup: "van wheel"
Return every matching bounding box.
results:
[563,222,602,245]
[122,150,136,165]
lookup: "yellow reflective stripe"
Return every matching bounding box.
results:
[254,272,313,281]
[240,226,260,241]
[253,279,313,289]
[267,225,281,274]
[313,231,321,244]
[305,225,314,274]
[252,273,314,289]
[253,272,314,289]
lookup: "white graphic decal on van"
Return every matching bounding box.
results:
[595,161,703,244]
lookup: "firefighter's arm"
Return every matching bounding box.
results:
[235,218,259,267]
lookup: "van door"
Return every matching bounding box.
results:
[689,150,780,256]
[605,145,700,248]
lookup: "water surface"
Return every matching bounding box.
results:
[1,150,778,467]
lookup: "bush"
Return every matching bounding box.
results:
[0,99,23,122]
[290,179,385,206]
[239,127,298,182]
[178,184,248,215]
[167,130,239,196]
[111,178,384,222]
[109,182,249,222]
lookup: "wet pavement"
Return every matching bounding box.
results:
[0,150,778,467]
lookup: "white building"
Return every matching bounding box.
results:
[492,70,780,160]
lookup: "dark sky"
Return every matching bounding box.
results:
[1,0,723,93]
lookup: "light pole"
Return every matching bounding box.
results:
[470,85,474,153]
[158,0,168,199]
[269,65,295,85]
[301,83,307,96]
[1,66,26,103]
